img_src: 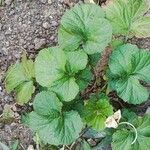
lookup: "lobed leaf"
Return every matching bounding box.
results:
[48,77,79,102]
[84,93,113,130]
[16,81,35,105]
[66,50,88,73]
[28,91,83,145]
[76,67,93,91]
[35,47,66,87]
[103,0,150,38]
[58,3,112,54]
[112,115,150,150]
[5,55,35,105]
[5,63,27,92]
[108,44,150,104]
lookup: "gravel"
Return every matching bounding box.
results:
[0,0,77,149]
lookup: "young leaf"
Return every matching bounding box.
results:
[35,47,87,101]
[28,91,83,145]
[58,3,112,54]
[0,104,14,123]
[5,55,35,105]
[112,115,150,150]
[108,44,150,104]
[84,93,113,130]
[35,47,66,87]
[103,0,150,38]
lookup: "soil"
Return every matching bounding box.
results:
[0,0,79,149]
[0,0,150,150]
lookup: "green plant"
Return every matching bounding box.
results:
[5,1,150,149]
[0,104,14,123]
[5,53,35,105]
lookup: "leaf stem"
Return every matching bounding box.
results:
[119,122,137,145]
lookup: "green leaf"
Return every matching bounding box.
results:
[5,63,27,92]
[35,47,66,87]
[12,140,19,150]
[35,47,83,101]
[111,39,124,49]
[1,104,14,123]
[16,81,35,105]
[33,91,62,115]
[76,67,93,91]
[108,44,150,104]
[103,0,150,38]
[49,77,79,102]
[58,3,112,54]
[84,93,113,130]
[28,91,83,145]
[0,142,9,150]
[66,50,88,73]
[121,109,138,123]
[5,56,35,105]
[112,129,134,150]
[112,115,150,150]
[88,53,101,67]
[21,53,35,79]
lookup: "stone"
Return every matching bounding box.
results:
[87,138,97,146]
[40,0,47,4]
[51,20,58,27]
[5,0,13,5]
[42,22,51,29]
[48,0,52,4]
[0,23,2,31]
[27,145,34,150]
[34,38,46,50]
[5,29,12,35]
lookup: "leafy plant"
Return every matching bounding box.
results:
[0,142,9,150]
[28,91,83,145]
[5,53,35,105]
[112,113,150,150]
[108,44,150,104]
[103,0,150,38]
[58,3,112,54]
[0,104,14,124]
[84,93,113,130]
[4,1,150,149]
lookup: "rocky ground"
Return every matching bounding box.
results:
[0,0,79,149]
[0,0,150,149]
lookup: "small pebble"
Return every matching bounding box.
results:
[40,0,47,4]
[27,145,34,150]
[34,38,46,50]
[42,22,51,29]
[5,0,13,5]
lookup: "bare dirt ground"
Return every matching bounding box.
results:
[0,0,78,149]
[0,0,150,149]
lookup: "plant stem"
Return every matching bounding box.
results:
[119,122,138,144]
